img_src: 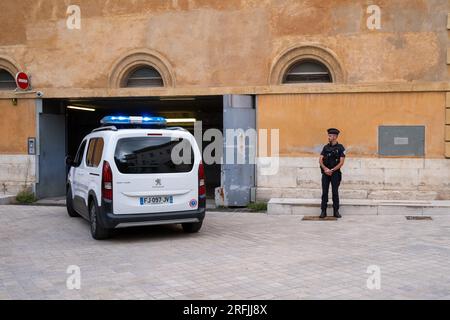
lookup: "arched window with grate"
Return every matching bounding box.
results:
[0,69,16,90]
[283,60,332,84]
[122,66,164,88]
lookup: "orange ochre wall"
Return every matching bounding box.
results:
[0,99,35,154]
[257,92,445,158]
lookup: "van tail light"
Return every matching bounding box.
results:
[102,160,113,201]
[198,161,206,198]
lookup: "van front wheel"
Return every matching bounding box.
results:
[89,201,111,240]
[182,220,203,233]
[66,186,80,218]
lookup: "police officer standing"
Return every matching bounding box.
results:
[319,128,346,219]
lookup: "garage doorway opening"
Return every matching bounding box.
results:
[37,96,223,199]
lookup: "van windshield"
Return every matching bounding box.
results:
[114,136,194,174]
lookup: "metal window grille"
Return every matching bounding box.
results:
[283,60,332,83]
[0,69,16,90]
[124,67,163,87]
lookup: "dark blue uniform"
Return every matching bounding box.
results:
[320,143,346,213]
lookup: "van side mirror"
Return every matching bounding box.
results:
[65,156,74,166]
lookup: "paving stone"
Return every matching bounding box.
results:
[1,205,450,299]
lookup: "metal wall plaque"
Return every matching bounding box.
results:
[378,126,425,156]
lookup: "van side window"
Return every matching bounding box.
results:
[73,140,87,167]
[86,138,104,168]
[92,138,104,167]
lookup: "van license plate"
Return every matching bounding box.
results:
[140,196,173,205]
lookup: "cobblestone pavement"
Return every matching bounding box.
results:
[1,205,450,300]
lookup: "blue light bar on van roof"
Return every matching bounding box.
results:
[100,116,167,126]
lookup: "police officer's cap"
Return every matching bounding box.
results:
[327,128,340,135]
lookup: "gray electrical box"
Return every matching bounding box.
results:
[378,126,425,156]
[28,137,36,155]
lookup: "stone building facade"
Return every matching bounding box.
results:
[0,0,449,202]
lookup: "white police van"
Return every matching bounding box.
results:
[66,116,206,239]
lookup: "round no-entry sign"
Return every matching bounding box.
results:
[15,72,30,90]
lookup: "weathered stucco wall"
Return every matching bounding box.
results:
[257,92,446,158]
[0,0,448,199]
[0,99,35,154]
[0,0,447,89]
[256,91,450,200]
[0,99,36,195]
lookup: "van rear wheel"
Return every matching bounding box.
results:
[182,220,203,233]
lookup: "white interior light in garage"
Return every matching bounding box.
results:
[67,105,96,112]
[166,118,197,124]
[159,97,196,101]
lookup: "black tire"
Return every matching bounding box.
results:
[89,200,111,240]
[66,186,80,218]
[182,220,203,233]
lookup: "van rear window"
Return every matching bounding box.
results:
[114,137,194,174]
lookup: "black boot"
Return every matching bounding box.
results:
[333,211,342,218]
[320,210,327,219]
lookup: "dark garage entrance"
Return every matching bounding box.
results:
[37,96,223,199]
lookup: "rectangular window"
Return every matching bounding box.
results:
[378,126,425,157]
[114,137,194,174]
[86,138,104,167]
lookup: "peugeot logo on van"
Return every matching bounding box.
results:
[154,178,162,187]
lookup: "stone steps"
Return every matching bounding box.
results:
[267,198,450,216]
[256,187,439,201]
